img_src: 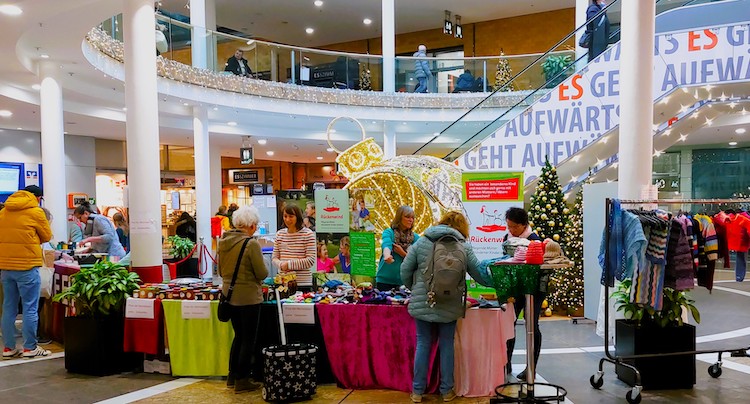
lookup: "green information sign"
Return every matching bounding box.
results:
[466,279,497,299]
[349,232,376,276]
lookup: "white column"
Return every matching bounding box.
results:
[190,0,217,70]
[618,0,656,199]
[382,0,395,93]
[209,136,223,217]
[39,62,67,242]
[193,107,212,279]
[383,122,396,159]
[124,0,163,280]
[575,0,590,70]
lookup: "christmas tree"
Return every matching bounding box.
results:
[360,68,372,91]
[548,186,584,314]
[494,50,516,92]
[528,157,568,243]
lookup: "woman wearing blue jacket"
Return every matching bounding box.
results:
[401,211,492,403]
[375,206,419,291]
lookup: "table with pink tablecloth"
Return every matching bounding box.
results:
[454,304,517,397]
[316,303,515,396]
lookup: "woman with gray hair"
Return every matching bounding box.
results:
[218,205,269,393]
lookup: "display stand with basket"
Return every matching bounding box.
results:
[261,288,318,402]
[489,262,568,403]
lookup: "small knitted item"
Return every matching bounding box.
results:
[526,241,544,265]
[543,240,563,260]
[513,246,528,262]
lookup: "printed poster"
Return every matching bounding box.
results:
[349,231,376,277]
[314,189,350,233]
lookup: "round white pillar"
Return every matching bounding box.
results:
[39,62,67,242]
[575,0,590,70]
[618,0,656,199]
[190,0,217,70]
[124,0,163,282]
[192,106,213,279]
[383,122,396,159]
[382,0,395,93]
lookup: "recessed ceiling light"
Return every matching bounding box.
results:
[0,110,12,117]
[316,156,324,160]
[305,27,314,34]
[183,102,189,106]
[363,18,372,25]
[326,148,334,152]
[64,131,68,134]
[40,54,49,59]
[314,0,323,6]
[227,121,237,126]
[122,107,127,111]
[0,5,22,16]
[31,84,41,90]
[257,139,267,145]
[16,127,22,130]
[729,141,738,146]
[212,106,218,111]
[737,128,747,134]
[266,151,275,156]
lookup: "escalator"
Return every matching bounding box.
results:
[416,0,748,193]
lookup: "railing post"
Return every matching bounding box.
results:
[291,51,296,84]
[483,60,488,92]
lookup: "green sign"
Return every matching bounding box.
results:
[315,189,350,233]
[349,232,376,276]
[466,279,496,299]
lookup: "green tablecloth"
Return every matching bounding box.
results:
[489,264,551,301]
[162,300,234,376]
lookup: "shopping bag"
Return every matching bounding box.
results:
[39,266,54,299]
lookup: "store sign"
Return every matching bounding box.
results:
[443,19,453,35]
[125,298,155,319]
[282,303,315,324]
[455,23,463,39]
[229,169,265,184]
[350,231,376,277]
[253,183,265,195]
[315,189,350,233]
[458,24,750,187]
[240,147,254,165]
[654,176,680,192]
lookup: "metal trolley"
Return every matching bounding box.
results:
[591,198,750,404]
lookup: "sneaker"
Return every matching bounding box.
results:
[410,392,423,403]
[2,348,21,359]
[22,347,52,358]
[442,390,457,402]
[234,378,261,393]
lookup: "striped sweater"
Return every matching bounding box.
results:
[695,214,718,261]
[273,228,317,286]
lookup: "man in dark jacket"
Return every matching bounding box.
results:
[225,49,253,77]
[586,0,611,62]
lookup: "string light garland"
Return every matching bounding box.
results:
[548,184,585,314]
[85,28,542,109]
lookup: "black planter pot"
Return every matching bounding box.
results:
[64,315,140,376]
[615,319,696,390]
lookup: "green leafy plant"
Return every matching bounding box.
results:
[612,278,700,328]
[541,54,573,88]
[53,261,140,317]
[168,235,195,259]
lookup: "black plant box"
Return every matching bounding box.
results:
[64,315,140,376]
[615,319,696,390]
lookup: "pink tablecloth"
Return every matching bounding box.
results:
[454,304,517,397]
[316,304,440,393]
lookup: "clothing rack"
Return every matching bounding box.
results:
[590,198,750,404]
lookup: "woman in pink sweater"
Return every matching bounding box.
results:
[273,204,317,289]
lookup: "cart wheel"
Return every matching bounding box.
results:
[626,389,642,404]
[589,373,604,389]
[708,363,722,378]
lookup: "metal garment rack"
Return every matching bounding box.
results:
[591,198,750,404]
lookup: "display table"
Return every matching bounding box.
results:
[123,298,165,356]
[161,300,233,376]
[51,262,81,342]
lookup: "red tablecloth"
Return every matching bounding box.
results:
[454,305,517,397]
[123,298,165,356]
[316,304,440,393]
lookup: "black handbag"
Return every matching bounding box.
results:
[579,31,592,48]
[217,238,250,322]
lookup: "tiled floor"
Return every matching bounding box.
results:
[1,273,748,403]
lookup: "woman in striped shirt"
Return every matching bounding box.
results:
[273,204,317,289]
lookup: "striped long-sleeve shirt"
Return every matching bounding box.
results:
[273,228,316,286]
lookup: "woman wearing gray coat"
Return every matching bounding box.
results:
[401,211,492,403]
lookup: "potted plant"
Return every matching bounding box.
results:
[541,54,573,88]
[167,235,198,278]
[611,278,700,390]
[53,260,141,376]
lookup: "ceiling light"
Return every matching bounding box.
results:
[0,5,22,16]
[363,18,372,25]
[183,102,189,106]
[327,148,334,152]
[0,110,12,117]
[314,0,323,6]
[16,127,22,130]
[212,106,218,111]
[736,128,746,134]
[316,156,324,160]
[305,27,314,34]
[266,151,275,156]
[40,54,49,59]
[729,141,738,146]
[329,129,336,133]
[31,84,41,90]
[227,121,237,126]
[257,139,267,145]
[122,107,127,111]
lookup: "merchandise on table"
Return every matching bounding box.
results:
[273,280,412,306]
[131,281,221,301]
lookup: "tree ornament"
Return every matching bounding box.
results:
[542,197,548,202]
[541,214,548,220]
[563,208,570,214]
[553,234,560,241]
[544,308,553,317]
[546,204,552,209]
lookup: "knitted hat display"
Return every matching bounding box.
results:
[512,246,528,262]
[543,240,563,260]
[526,241,544,265]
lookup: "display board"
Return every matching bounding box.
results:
[314,189,350,233]
[349,231,376,277]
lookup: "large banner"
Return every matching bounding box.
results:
[314,189,350,233]
[458,24,750,184]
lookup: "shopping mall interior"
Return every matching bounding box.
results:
[0,0,749,403]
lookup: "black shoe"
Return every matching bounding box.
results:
[516,369,527,381]
[226,373,236,388]
[36,338,52,346]
[506,362,512,375]
[235,378,261,393]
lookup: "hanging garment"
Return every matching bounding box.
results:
[631,221,669,310]
[711,215,731,268]
[664,219,694,291]
[695,215,718,292]
[599,202,646,287]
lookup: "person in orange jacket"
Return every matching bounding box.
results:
[0,185,52,358]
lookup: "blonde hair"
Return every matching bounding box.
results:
[438,211,470,238]
[317,242,328,257]
[391,205,415,229]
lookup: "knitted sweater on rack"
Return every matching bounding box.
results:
[599,201,646,287]
[665,219,695,291]
[696,214,718,261]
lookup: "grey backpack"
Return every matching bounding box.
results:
[424,235,467,308]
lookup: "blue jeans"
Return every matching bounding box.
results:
[1,268,41,350]
[736,251,746,282]
[413,319,456,395]
[415,77,428,93]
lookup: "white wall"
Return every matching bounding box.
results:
[0,129,42,164]
[582,181,618,321]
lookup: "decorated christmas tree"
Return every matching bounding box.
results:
[360,68,372,91]
[494,50,516,92]
[528,157,568,243]
[548,186,584,314]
